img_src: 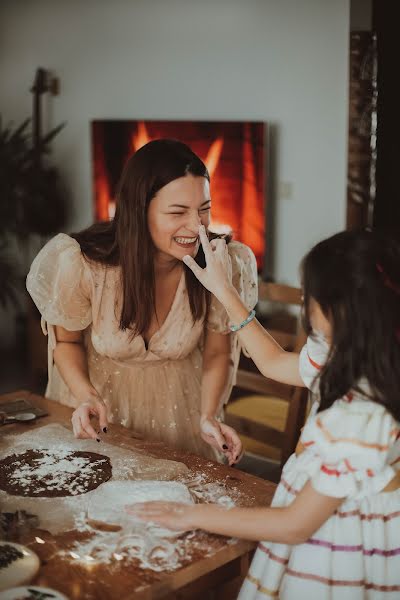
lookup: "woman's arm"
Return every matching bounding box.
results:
[54,326,94,402]
[126,481,343,545]
[201,328,232,419]
[200,329,242,465]
[184,226,304,387]
[53,325,108,439]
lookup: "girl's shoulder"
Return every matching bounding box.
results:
[302,395,399,460]
[299,396,400,499]
[299,333,330,392]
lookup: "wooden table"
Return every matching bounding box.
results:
[0,391,276,600]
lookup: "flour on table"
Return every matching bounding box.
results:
[0,424,189,534]
[88,480,193,537]
[0,424,239,573]
[0,449,111,497]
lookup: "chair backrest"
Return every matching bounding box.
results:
[229,282,308,465]
[257,281,306,351]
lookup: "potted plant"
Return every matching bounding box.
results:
[0,112,67,365]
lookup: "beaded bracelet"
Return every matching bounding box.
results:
[229,309,256,332]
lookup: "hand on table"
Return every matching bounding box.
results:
[71,392,108,441]
[200,416,243,466]
[125,501,200,532]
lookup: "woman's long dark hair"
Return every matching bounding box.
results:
[301,229,400,421]
[72,139,230,336]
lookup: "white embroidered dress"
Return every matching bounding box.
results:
[239,334,400,599]
[27,234,258,460]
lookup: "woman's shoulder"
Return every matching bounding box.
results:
[43,232,80,252]
[40,234,107,273]
[206,240,258,332]
[26,234,94,329]
[227,240,257,282]
[28,233,95,279]
[26,233,82,277]
[47,233,71,241]
[39,233,111,274]
[227,240,258,302]
[227,240,256,262]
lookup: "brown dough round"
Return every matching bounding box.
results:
[0,449,112,497]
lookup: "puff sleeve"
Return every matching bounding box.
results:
[299,400,399,499]
[26,233,92,330]
[298,333,330,393]
[206,240,258,334]
[26,233,92,383]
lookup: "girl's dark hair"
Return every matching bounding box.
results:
[71,139,230,336]
[301,229,400,421]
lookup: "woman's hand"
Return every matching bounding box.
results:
[125,501,200,532]
[71,392,108,441]
[200,416,243,466]
[183,225,234,304]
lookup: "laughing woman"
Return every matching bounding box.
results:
[26,139,257,463]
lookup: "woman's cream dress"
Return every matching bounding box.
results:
[27,234,257,459]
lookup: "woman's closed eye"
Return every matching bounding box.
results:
[167,208,210,216]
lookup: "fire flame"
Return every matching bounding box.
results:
[205,137,224,176]
[131,121,151,152]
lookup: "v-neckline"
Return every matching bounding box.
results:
[142,270,184,351]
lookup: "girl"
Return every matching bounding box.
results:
[27,140,258,463]
[127,226,400,598]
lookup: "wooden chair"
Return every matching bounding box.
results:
[225,282,309,467]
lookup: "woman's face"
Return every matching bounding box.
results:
[147,174,211,264]
[308,296,332,342]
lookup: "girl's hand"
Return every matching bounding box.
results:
[71,393,108,440]
[125,501,199,532]
[183,225,234,304]
[200,416,243,466]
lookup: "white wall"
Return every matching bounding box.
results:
[0,0,349,286]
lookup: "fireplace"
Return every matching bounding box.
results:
[91,120,267,269]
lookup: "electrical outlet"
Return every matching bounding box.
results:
[279,181,293,199]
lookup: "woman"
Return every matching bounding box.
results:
[26,139,257,463]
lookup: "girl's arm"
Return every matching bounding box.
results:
[54,325,108,439]
[126,481,343,545]
[184,226,304,387]
[200,328,242,465]
[217,286,303,386]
